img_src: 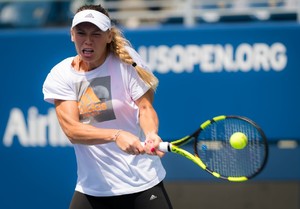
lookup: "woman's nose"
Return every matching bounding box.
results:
[85,35,93,44]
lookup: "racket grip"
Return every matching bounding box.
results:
[158,142,170,152]
[140,141,170,152]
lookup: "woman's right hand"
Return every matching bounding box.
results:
[115,131,145,155]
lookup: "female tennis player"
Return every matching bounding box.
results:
[42,4,173,209]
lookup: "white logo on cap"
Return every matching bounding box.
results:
[85,13,94,18]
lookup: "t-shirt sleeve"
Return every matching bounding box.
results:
[43,64,77,104]
[127,69,150,101]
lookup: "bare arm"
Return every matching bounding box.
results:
[54,99,144,154]
[136,90,164,157]
[54,99,117,144]
[136,90,159,135]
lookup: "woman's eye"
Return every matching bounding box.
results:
[77,31,85,35]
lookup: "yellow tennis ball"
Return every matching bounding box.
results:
[229,132,248,149]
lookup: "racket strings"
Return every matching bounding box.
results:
[197,118,267,179]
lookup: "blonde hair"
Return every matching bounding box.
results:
[76,5,158,91]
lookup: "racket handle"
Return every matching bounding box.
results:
[158,142,170,152]
[140,141,171,152]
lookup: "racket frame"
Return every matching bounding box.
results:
[159,115,269,182]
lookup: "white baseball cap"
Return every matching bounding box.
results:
[71,9,111,31]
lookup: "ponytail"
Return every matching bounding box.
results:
[109,27,158,91]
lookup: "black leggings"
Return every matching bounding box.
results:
[69,181,173,209]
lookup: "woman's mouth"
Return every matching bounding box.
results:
[82,49,94,56]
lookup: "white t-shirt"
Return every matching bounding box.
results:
[43,49,166,196]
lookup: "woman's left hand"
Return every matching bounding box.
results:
[144,132,165,157]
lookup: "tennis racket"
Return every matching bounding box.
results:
[159,115,268,182]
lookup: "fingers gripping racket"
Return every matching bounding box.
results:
[159,115,268,182]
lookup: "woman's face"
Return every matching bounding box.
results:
[71,22,112,69]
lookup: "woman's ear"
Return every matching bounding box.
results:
[70,29,75,42]
[107,30,113,44]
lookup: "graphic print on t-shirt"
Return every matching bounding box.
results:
[77,76,116,124]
